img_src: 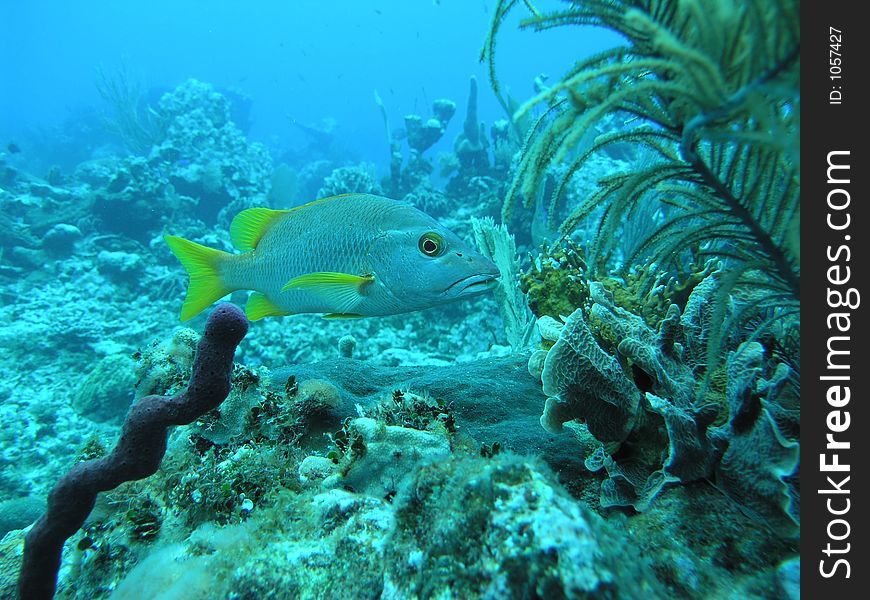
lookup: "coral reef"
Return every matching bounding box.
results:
[315,163,383,199]
[0,6,802,592]
[90,79,273,238]
[0,302,798,599]
[383,98,456,196]
[528,270,799,532]
[486,0,800,364]
[61,452,663,599]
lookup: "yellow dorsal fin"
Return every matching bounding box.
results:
[229,207,291,252]
[282,272,374,314]
[292,193,357,209]
[228,197,357,252]
[245,292,291,321]
[164,235,233,321]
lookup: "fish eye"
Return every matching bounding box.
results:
[418,232,445,257]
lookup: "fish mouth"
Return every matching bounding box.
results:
[446,273,500,296]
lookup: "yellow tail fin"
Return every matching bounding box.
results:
[164,235,233,321]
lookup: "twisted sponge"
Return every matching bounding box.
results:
[17,303,249,600]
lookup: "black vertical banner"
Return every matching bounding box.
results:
[802,2,868,597]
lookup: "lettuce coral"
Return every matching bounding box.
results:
[532,270,798,531]
[538,306,641,442]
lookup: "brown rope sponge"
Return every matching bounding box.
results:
[18,303,249,599]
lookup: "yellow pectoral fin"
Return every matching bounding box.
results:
[229,207,291,252]
[245,292,291,321]
[282,272,374,314]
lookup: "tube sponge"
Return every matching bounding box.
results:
[17,303,248,600]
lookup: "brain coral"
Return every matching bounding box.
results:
[72,354,137,423]
[316,164,382,199]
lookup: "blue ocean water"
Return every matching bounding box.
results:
[0,2,800,599]
[1,1,617,173]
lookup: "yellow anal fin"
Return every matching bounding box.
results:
[245,292,291,321]
[323,313,365,320]
[229,207,290,252]
[164,235,233,322]
[282,272,374,314]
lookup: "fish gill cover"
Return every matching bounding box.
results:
[0,1,799,599]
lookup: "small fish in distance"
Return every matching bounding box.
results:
[165,193,500,321]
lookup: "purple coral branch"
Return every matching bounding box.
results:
[18,303,249,600]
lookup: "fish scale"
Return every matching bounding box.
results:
[229,206,351,276]
[230,196,402,300]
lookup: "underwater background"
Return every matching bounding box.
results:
[0,1,800,599]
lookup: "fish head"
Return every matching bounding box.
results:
[372,208,500,310]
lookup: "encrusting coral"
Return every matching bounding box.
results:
[520,239,589,321]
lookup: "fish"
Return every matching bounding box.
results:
[6,142,20,154]
[165,193,500,321]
